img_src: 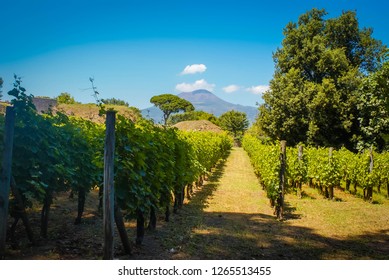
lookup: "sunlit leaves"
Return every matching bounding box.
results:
[257,8,386,150]
[114,115,232,216]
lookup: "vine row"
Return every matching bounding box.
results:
[242,134,389,216]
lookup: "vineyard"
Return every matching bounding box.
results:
[0,79,232,258]
[1,79,389,260]
[242,134,389,218]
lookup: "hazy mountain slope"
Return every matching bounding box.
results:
[142,89,258,124]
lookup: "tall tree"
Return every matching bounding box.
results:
[218,110,249,144]
[357,60,389,150]
[258,8,386,149]
[150,94,194,125]
[56,92,78,104]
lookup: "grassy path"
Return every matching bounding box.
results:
[183,147,279,259]
[132,147,389,260]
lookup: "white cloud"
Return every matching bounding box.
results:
[180,64,207,75]
[175,79,215,92]
[246,85,270,95]
[222,84,240,93]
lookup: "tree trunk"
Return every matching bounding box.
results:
[40,190,52,238]
[148,206,157,230]
[114,201,132,255]
[74,188,86,225]
[364,187,373,201]
[173,188,184,213]
[136,209,145,245]
[324,185,329,198]
[10,177,34,244]
[165,205,170,222]
[316,182,322,195]
[345,179,351,192]
[329,185,334,200]
[9,217,20,249]
[297,182,302,198]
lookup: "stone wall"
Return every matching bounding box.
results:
[32,97,57,113]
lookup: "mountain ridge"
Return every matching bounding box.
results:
[141,89,258,124]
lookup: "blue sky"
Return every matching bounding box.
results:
[1,0,388,109]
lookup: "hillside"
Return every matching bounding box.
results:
[173,120,224,133]
[142,89,258,124]
[55,103,140,123]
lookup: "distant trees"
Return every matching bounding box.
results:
[168,110,218,125]
[218,110,249,145]
[101,98,129,107]
[150,94,194,125]
[257,8,387,150]
[56,92,79,104]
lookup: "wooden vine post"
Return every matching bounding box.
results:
[328,147,334,199]
[0,106,15,257]
[277,140,287,220]
[366,147,374,201]
[297,145,303,198]
[103,110,116,260]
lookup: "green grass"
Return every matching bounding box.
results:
[152,147,389,259]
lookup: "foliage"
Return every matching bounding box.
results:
[218,110,249,144]
[168,110,218,125]
[242,134,282,209]
[3,76,103,236]
[101,97,129,107]
[150,94,194,125]
[56,92,79,104]
[357,60,389,150]
[257,8,387,150]
[243,134,389,203]
[1,77,231,238]
[114,116,232,216]
[128,106,142,118]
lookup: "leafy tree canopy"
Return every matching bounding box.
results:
[150,93,194,125]
[56,92,79,104]
[218,110,249,143]
[101,97,129,107]
[357,59,389,150]
[168,110,218,125]
[258,8,387,150]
